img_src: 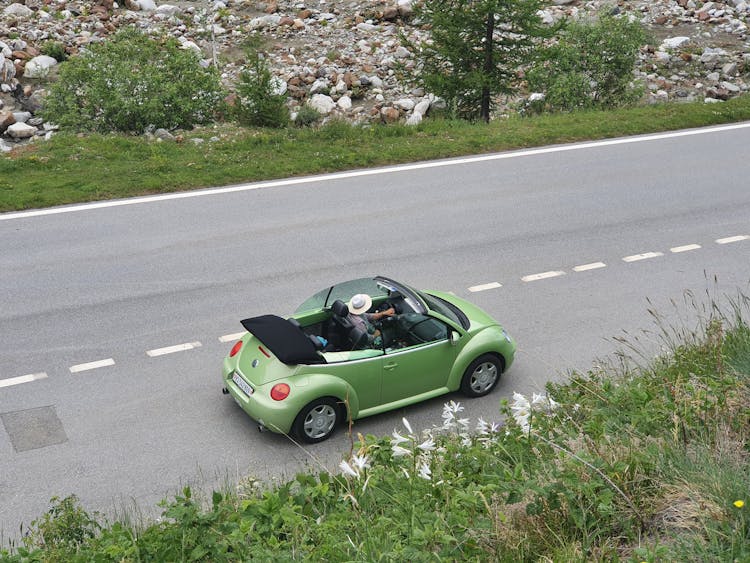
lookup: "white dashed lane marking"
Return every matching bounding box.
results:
[716,235,749,244]
[146,342,202,357]
[521,271,566,282]
[70,358,115,373]
[219,332,246,343]
[573,262,606,272]
[3,232,748,388]
[0,372,48,388]
[671,244,701,253]
[622,252,664,263]
[468,282,502,293]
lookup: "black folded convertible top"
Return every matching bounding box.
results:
[240,315,325,365]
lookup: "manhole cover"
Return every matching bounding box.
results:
[1,406,68,453]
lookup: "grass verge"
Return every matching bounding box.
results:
[2,95,750,213]
[1,291,749,561]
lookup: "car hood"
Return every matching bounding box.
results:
[425,290,500,330]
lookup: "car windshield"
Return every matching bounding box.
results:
[418,291,469,329]
[295,278,389,313]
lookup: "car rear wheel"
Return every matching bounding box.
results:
[293,397,340,443]
[460,354,503,398]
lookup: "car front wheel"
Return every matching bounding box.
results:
[460,354,503,398]
[292,397,340,443]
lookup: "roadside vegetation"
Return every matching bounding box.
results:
[2,291,749,561]
[2,93,750,213]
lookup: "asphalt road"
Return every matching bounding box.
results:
[1,123,749,540]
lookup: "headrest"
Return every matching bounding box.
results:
[331,299,349,317]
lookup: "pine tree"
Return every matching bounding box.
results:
[408,0,548,122]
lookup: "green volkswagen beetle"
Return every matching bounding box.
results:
[221,276,515,443]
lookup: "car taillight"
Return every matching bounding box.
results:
[229,340,243,357]
[270,383,290,401]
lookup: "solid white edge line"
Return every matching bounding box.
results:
[622,252,664,262]
[573,262,606,272]
[147,342,202,357]
[716,235,749,244]
[69,358,115,373]
[468,282,502,293]
[670,244,701,253]
[3,122,750,222]
[219,332,246,343]
[521,271,566,282]
[0,372,48,388]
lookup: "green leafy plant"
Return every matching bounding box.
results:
[527,13,649,112]
[233,35,290,128]
[41,27,225,133]
[40,40,68,62]
[294,104,324,127]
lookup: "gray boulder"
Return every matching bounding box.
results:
[6,122,37,139]
[23,56,58,79]
[3,3,34,17]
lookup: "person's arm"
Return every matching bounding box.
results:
[371,308,395,321]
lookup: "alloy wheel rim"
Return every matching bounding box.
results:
[303,404,337,439]
[470,362,498,393]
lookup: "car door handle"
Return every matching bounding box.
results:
[384,362,398,371]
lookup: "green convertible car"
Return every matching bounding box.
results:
[221,276,515,443]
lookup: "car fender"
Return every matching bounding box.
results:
[446,326,513,390]
[290,373,359,419]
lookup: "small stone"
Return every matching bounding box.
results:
[0,111,16,133]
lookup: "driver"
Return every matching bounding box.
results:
[347,293,395,346]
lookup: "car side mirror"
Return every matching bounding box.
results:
[449,331,461,346]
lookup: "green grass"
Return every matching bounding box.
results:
[2,293,749,561]
[2,95,750,212]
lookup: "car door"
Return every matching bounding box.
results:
[380,315,456,404]
[323,349,384,411]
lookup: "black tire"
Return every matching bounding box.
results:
[460,354,503,398]
[292,397,341,443]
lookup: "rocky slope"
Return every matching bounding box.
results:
[1,0,748,151]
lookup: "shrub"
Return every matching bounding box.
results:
[233,35,290,128]
[40,41,68,62]
[41,28,225,133]
[528,13,649,112]
[294,104,323,127]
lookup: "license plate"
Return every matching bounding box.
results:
[232,372,254,397]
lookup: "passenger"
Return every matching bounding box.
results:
[347,293,395,346]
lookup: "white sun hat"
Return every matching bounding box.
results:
[348,293,372,315]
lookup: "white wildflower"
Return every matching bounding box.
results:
[417,438,436,452]
[511,392,531,412]
[352,454,370,472]
[547,396,560,410]
[402,417,414,434]
[461,435,472,447]
[402,468,410,479]
[391,430,410,446]
[339,460,359,478]
[418,462,432,480]
[457,417,470,429]
[392,444,412,457]
[444,400,464,415]
[477,417,489,434]
[531,392,547,407]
